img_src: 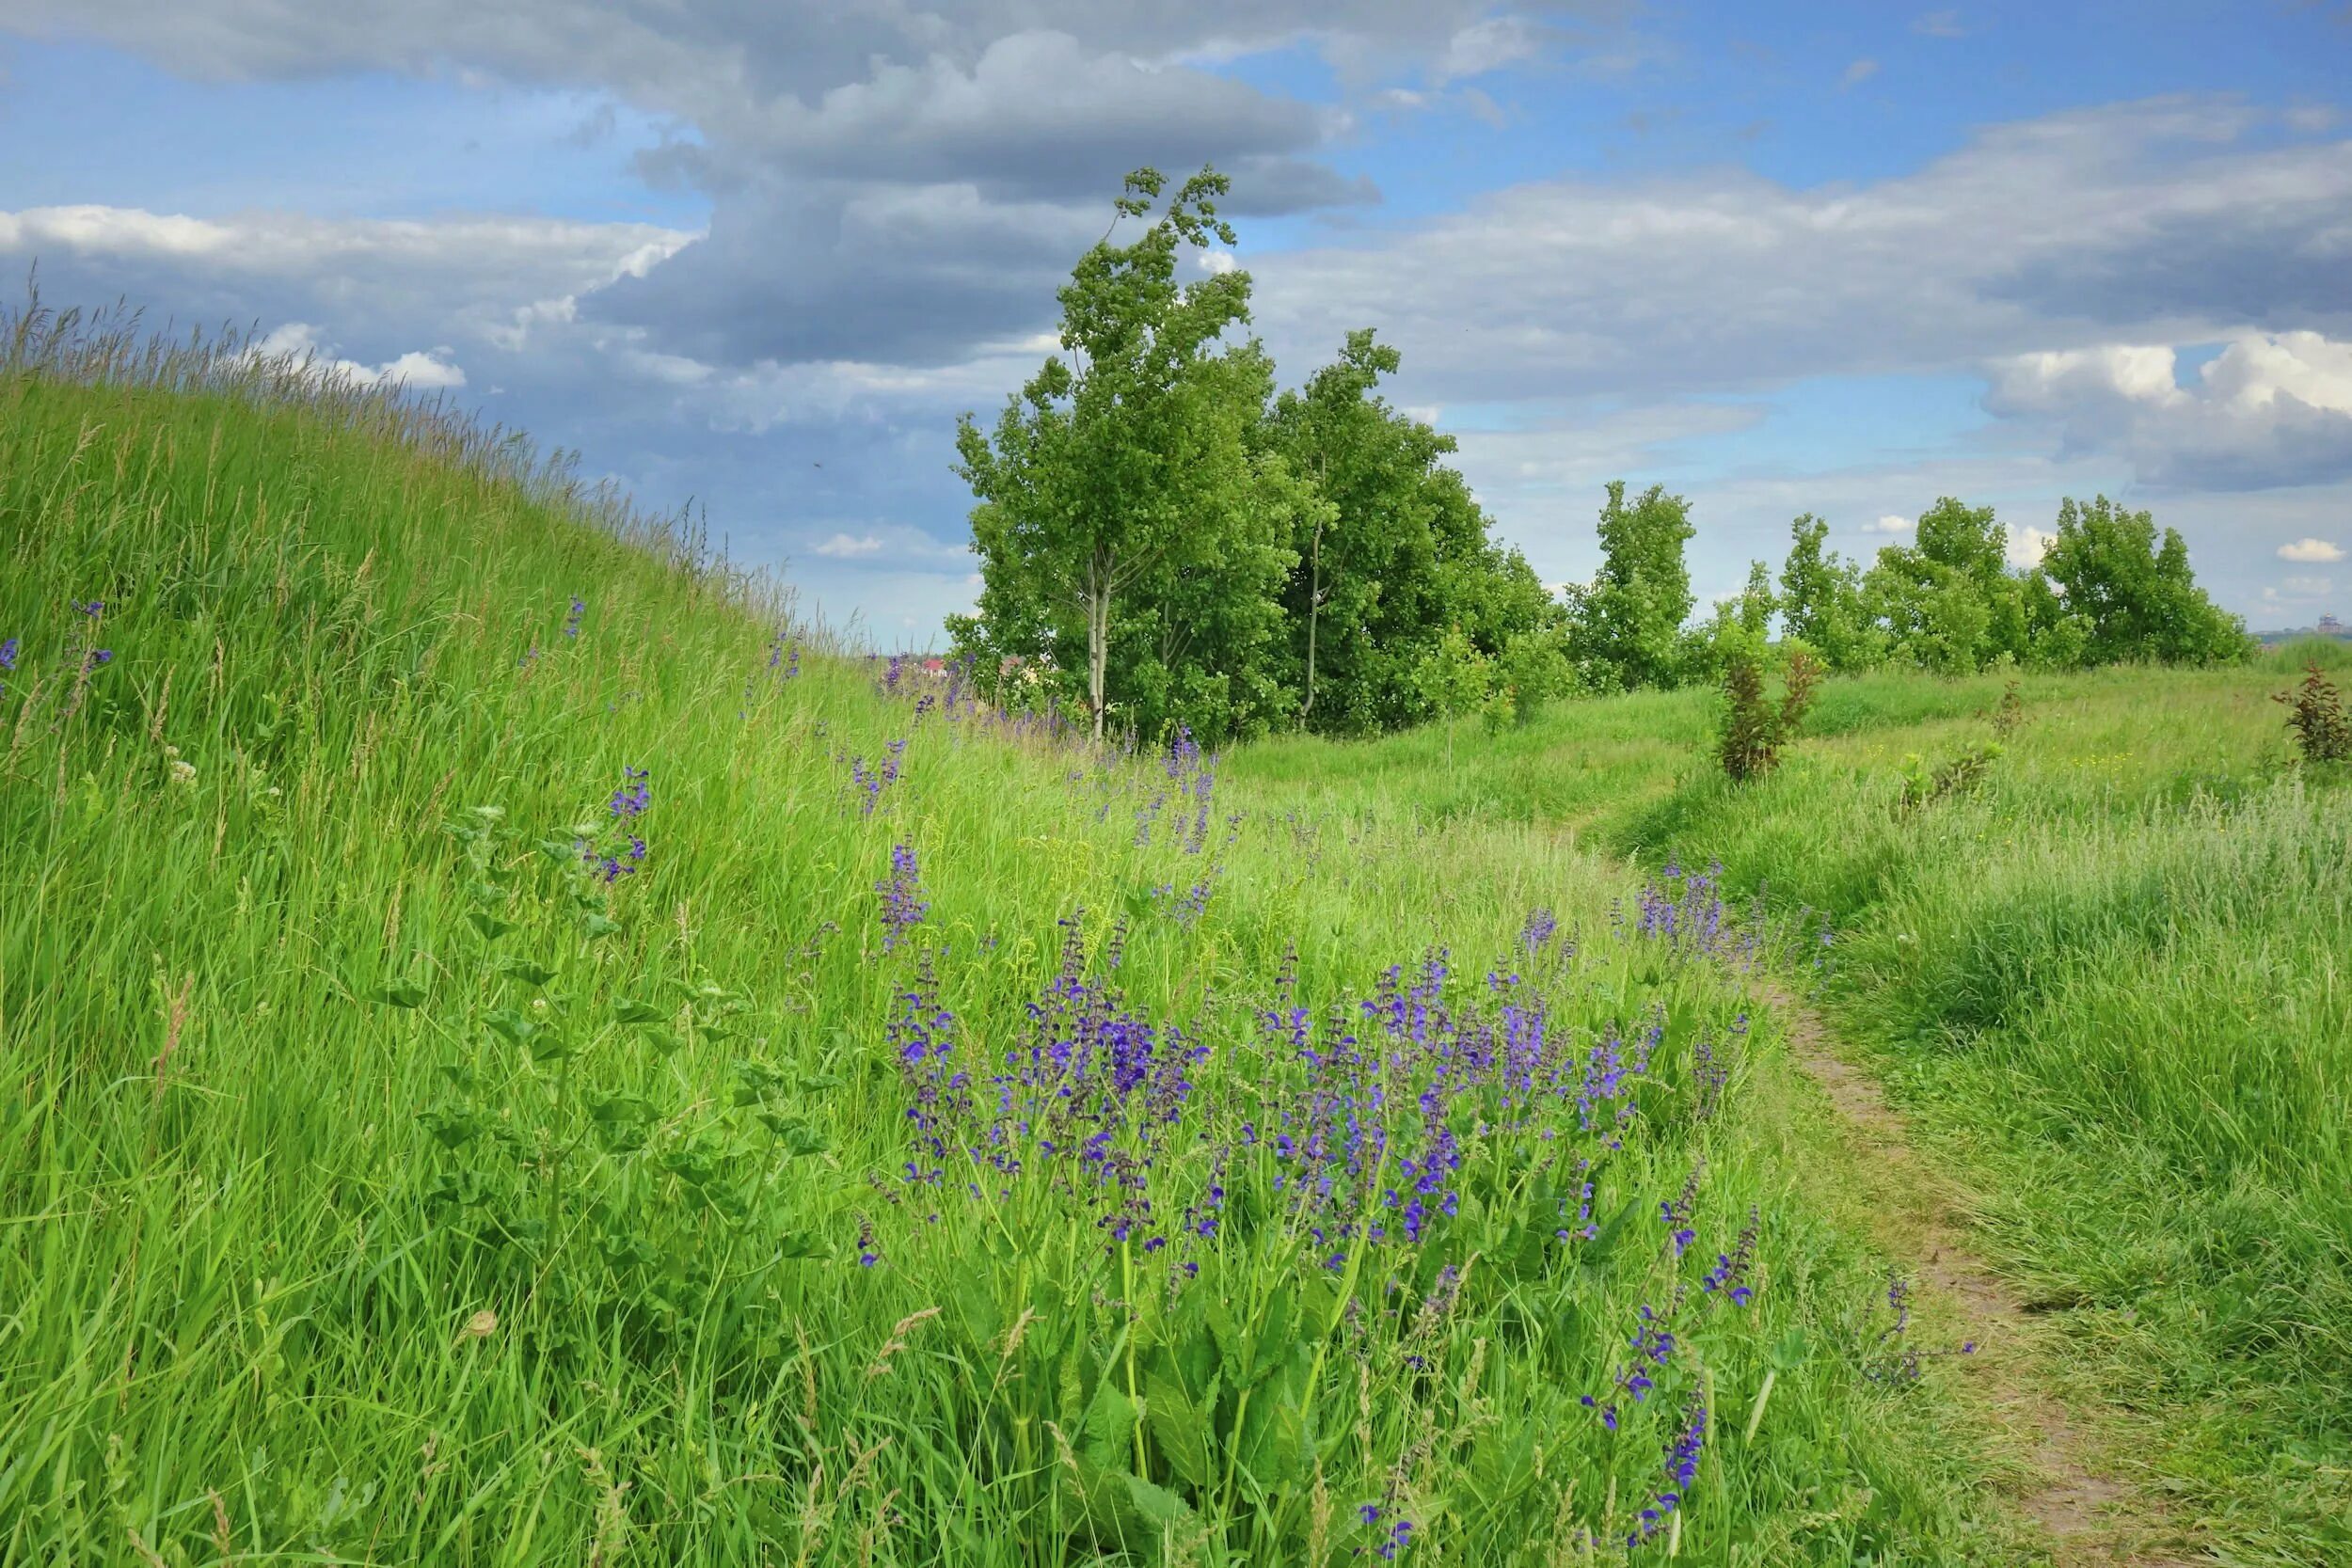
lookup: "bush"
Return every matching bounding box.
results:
[2275,660,2351,764]
[1716,647,1822,782]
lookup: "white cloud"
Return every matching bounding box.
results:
[1986,330,2352,489]
[2006,524,2057,567]
[250,322,467,389]
[2273,575,2334,599]
[1867,514,1915,533]
[1914,10,1965,39]
[1198,248,1238,275]
[1839,58,1879,89]
[2280,537,2346,562]
[814,532,886,558]
[1434,17,1543,84]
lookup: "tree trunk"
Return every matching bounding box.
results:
[1088,548,1111,741]
[1301,515,1323,726]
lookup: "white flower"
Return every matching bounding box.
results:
[167,759,198,785]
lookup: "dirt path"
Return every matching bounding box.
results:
[1751,976,2203,1567]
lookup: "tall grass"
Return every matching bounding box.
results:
[0,302,2022,1563]
[1229,655,2352,1558]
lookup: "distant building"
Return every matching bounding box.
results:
[2322,613,2345,636]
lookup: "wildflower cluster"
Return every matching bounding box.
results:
[564,595,586,639]
[876,843,928,952]
[579,767,650,882]
[846,739,908,816]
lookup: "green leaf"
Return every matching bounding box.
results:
[1121,1471,1195,1530]
[1080,1380,1137,1475]
[483,1007,540,1046]
[529,1033,579,1064]
[493,957,558,987]
[468,910,514,941]
[1144,1373,1211,1490]
[580,911,621,940]
[1769,1327,1811,1371]
[373,980,428,1008]
[612,997,668,1026]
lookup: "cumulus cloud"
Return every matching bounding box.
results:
[1839,58,1880,89]
[2279,537,2346,562]
[1986,330,2352,488]
[2006,524,2057,567]
[249,322,466,388]
[1867,514,1915,533]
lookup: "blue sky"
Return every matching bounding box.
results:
[4,1,2348,638]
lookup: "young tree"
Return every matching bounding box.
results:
[2038,496,2249,666]
[1573,481,1696,690]
[1864,498,2015,673]
[954,166,1287,741]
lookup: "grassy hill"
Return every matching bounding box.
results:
[1232,647,2352,1560]
[0,312,2068,1562]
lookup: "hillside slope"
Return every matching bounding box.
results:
[1232,652,2352,1560]
[0,313,2063,1562]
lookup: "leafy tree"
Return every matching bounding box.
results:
[1572,482,1695,690]
[1865,499,2017,673]
[953,166,1289,742]
[1265,329,1560,734]
[2038,496,2248,667]
[1778,515,1880,672]
[1414,624,1491,768]
[1696,560,1779,676]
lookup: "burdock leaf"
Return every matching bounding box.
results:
[493,957,558,987]
[469,910,514,941]
[612,998,667,1025]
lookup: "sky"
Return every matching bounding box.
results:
[2,1,2348,641]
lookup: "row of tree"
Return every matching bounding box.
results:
[950,166,2247,747]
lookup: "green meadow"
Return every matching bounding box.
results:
[3,306,2344,1564]
[1232,649,2352,1561]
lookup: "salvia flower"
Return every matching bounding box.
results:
[1629,1395,1708,1549]
[563,596,586,638]
[877,843,929,952]
[1702,1207,1760,1307]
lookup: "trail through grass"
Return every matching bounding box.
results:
[1230,654,2352,1563]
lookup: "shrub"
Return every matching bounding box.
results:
[2275,660,2351,763]
[1716,647,1821,782]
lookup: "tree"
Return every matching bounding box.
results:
[1864,498,2015,673]
[954,166,1289,742]
[1573,482,1696,690]
[1264,329,1561,734]
[2038,496,2248,667]
[1413,624,1491,769]
[1778,515,1880,672]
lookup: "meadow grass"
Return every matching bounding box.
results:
[1231,648,2352,1560]
[0,308,2034,1563]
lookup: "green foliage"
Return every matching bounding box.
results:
[1571,481,1697,690]
[1228,659,2352,1561]
[2038,495,2250,667]
[954,166,1290,745]
[3,305,2043,1564]
[1778,515,1881,673]
[2274,660,2351,763]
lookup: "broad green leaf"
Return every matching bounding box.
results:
[373,980,427,1008]
[1144,1372,1211,1490]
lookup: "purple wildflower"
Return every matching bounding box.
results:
[1702,1207,1761,1307]
[1629,1395,1708,1549]
[563,596,586,638]
[877,843,929,952]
